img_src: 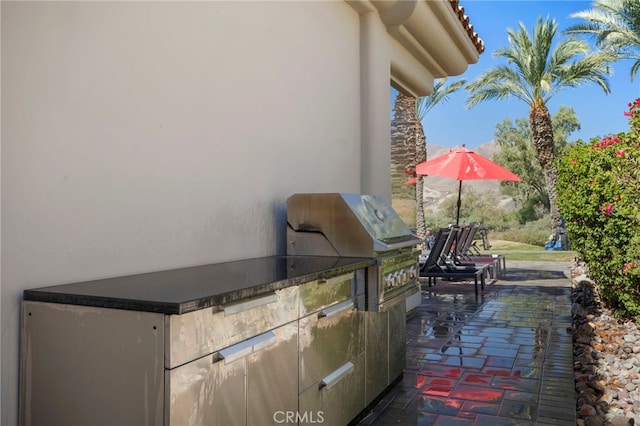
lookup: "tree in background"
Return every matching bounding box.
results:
[494,118,542,198]
[390,78,465,239]
[466,17,615,234]
[439,188,511,231]
[414,78,466,237]
[493,106,581,222]
[566,0,640,80]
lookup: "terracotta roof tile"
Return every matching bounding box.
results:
[449,0,485,54]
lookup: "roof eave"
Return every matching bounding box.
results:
[377,0,481,77]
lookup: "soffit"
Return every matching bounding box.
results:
[349,0,484,80]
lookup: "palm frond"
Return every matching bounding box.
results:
[566,0,640,80]
[630,57,640,80]
[548,38,590,70]
[416,78,466,120]
[466,66,533,107]
[468,15,614,109]
[531,17,557,81]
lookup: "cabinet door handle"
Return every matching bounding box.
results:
[318,299,353,319]
[218,339,254,364]
[251,331,277,353]
[223,293,277,316]
[216,331,277,364]
[320,362,354,389]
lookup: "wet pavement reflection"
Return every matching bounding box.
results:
[358,261,575,426]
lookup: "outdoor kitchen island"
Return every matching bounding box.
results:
[19,254,414,426]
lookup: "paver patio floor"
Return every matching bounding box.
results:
[359,260,576,426]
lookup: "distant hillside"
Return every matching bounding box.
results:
[421,141,516,212]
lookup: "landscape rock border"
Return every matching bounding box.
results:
[572,262,640,426]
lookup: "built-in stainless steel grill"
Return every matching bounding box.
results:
[287,192,422,407]
[287,192,422,312]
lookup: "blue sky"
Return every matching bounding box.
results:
[394,0,640,149]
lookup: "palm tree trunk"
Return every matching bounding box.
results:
[391,93,416,200]
[391,92,428,238]
[529,102,562,233]
[415,121,427,239]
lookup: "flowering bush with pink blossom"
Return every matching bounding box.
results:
[557,99,640,317]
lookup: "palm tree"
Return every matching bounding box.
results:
[415,79,466,237]
[466,17,615,233]
[391,79,465,239]
[566,0,640,80]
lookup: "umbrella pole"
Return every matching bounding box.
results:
[455,180,462,225]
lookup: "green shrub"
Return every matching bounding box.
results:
[515,195,547,224]
[557,100,640,318]
[495,216,552,246]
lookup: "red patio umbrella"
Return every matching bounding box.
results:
[416,146,521,224]
[403,177,417,185]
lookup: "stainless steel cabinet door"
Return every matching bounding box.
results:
[364,297,407,406]
[246,322,298,426]
[166,322,298,426]
[298,273,353,317]
[166,350,246,426]
[298,300,364,392]
[20,301,164,426]
[389,299,407,382]
[166,286,299,368]
[298,353,365,426]
[298,300,365,425]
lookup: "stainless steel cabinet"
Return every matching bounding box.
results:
[20,302,165,426]
[246,323,299,425]
[19,268,399,426]
[166,286,299,369]
[298,273,366,425]
[365,296,407,406]
[167,322,298,426]
[20,286,301,426]
[299,353,365,426]
[165,285,301,426]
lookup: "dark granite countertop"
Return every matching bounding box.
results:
[23,256,375,315]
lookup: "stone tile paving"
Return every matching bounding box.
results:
[359,261,576,426]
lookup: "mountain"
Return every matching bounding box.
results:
[421,141,516,212]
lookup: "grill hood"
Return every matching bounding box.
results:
[286,193,422,257]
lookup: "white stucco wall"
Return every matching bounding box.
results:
[2,0,480,422]
[1,2,364,422]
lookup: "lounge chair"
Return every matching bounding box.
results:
[419,227,486,295]
[455,224,506,277]
[437,227,492,279]
[444,225,500,278]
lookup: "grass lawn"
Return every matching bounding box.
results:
[477,239,577,262]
